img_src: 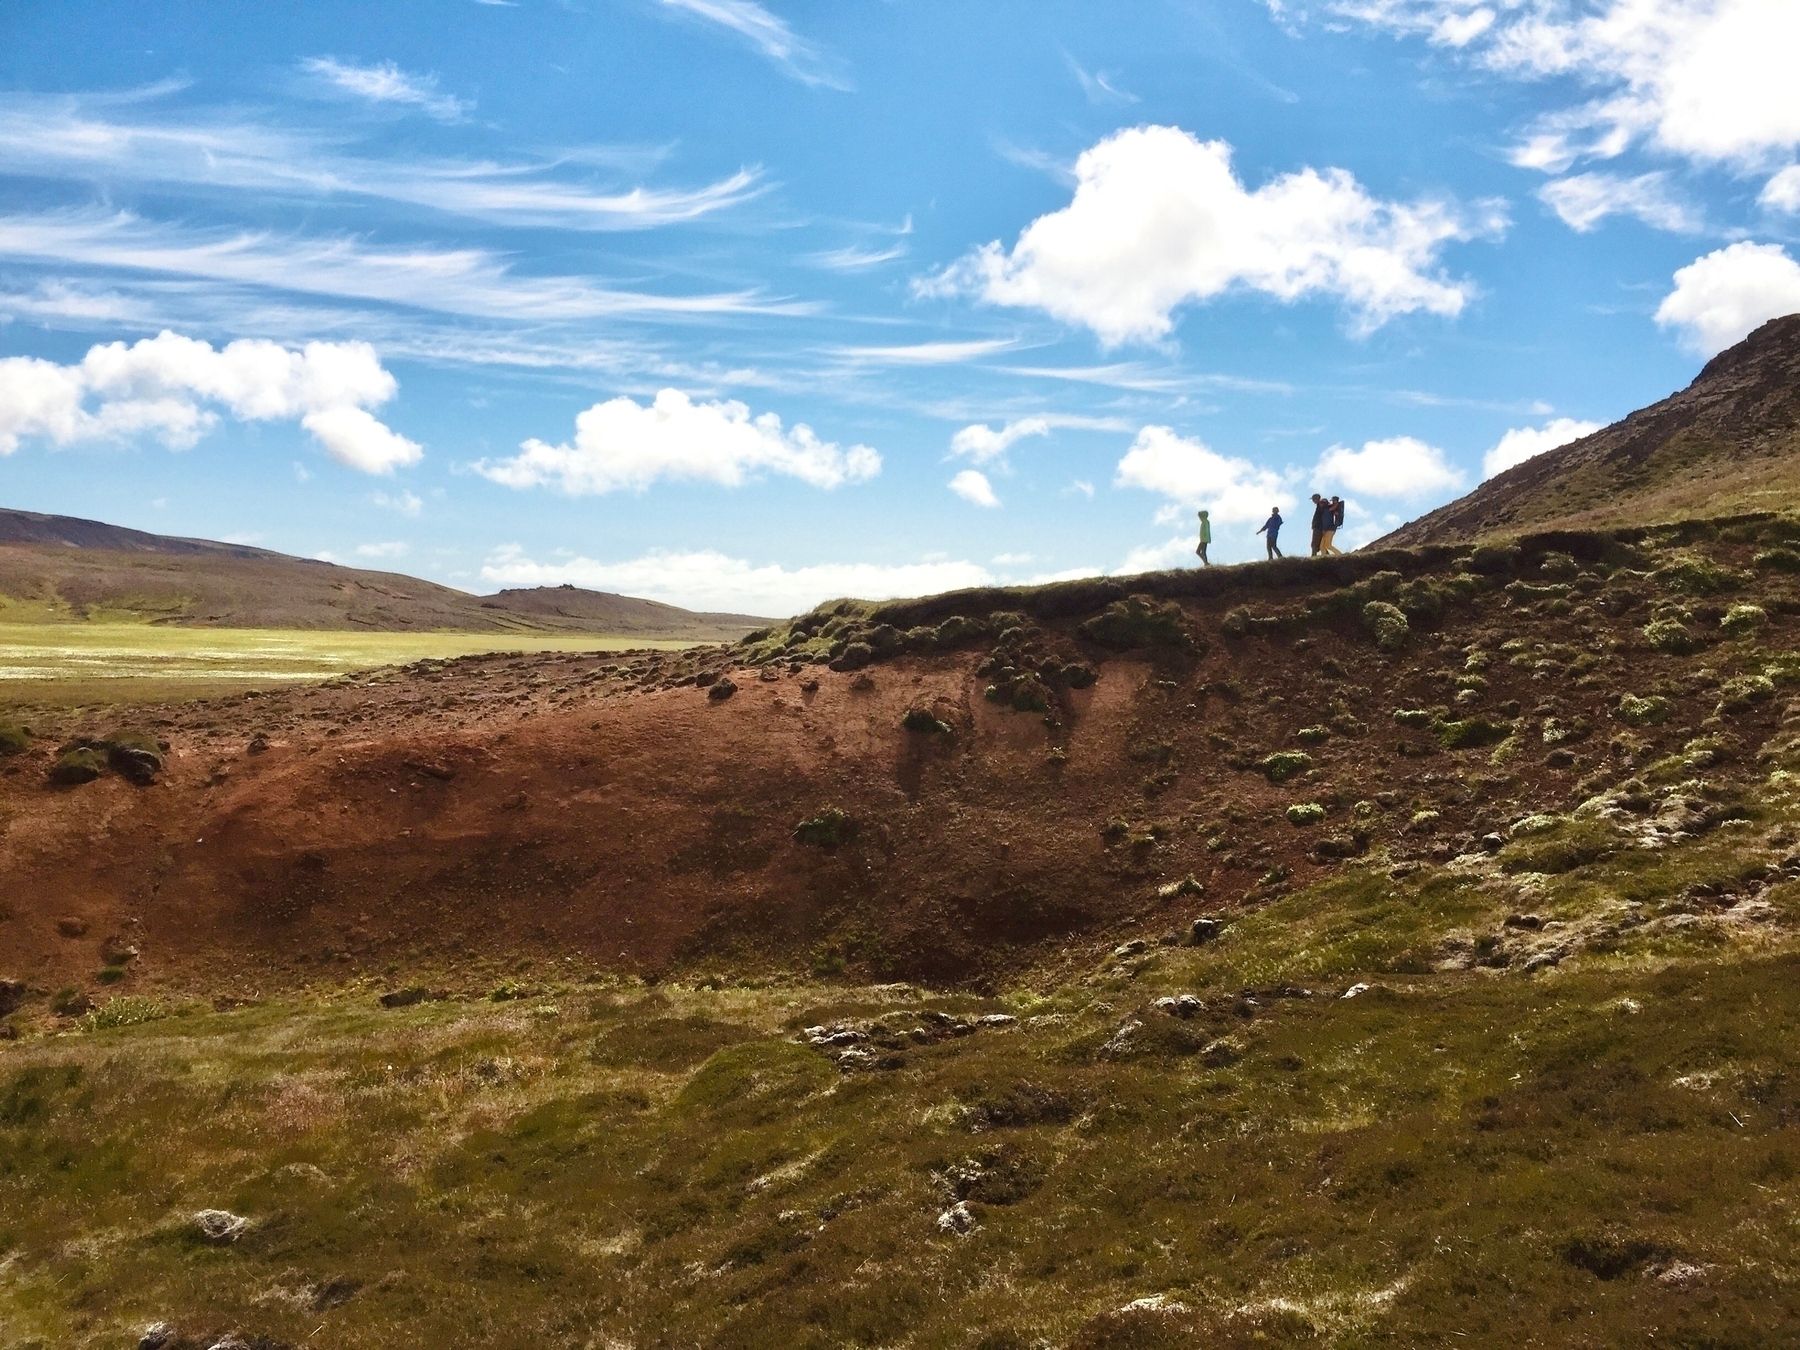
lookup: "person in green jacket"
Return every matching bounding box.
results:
[1195,509,1212,566]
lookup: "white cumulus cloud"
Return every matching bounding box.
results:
[1113,424,1290,523]
[472,388,881,495]
[920,126,1499,344]
[1482,417,1604,478]
[1655,241,1800,355]
[1316,435,1463,498]
[1282,1,1800,174]
[480,545,991,617]
[355,540,410,559]
[1539,171,1701,233]
[948,468,1001,508]
[1761,166,1800,214]
[0,329,420,473]
[949,417,1050,465]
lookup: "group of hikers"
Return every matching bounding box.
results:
[1193,493,1346,565]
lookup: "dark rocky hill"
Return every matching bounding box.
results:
[1381,313,1800,546]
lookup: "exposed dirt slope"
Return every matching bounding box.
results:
[1380,313,1800,546]
[0,506,765,636]
[5,513,1797,997]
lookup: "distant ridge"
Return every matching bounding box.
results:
[0,507,766,638]
[1381,313,1800,547]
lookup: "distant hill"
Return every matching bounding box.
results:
[0,507,766,638]
[1381,312,1800,547]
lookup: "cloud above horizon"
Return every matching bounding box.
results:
[1275,0,1800,177]
[1482,417,1604,478]
[1656,241,1800,355]
[0,329,420,472]
[472,389,881,495]
[481,544,989,616]
[920,126,1502,344]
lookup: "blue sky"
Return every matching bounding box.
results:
[2,0,1799,614]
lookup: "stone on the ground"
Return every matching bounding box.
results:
[937,1200,977,1234]
[193,1208,249,1244]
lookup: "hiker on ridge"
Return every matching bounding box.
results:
[1195,509,1212,566]
[1309,493,1333,556]
[1319,496,1345,555]
[1256,506,1284,560]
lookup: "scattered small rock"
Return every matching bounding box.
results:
[1340,982,1372,1000]
[1189,917,1225,945]
[1111,939,1148,959]
[1120,1294,1188,1314]
[0,978,24,1016]
[138,1323,176,1350]
[192,1208,250,1244]
[247,732,271,755]
[707,677,738,702]
[1153,994,1204,1019]
[377,987,433,1009]
[937,1201,977,1235]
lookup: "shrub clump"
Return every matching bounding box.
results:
[79,997,174,1032]
[0,721,28,756]
[902,707,953,736]
[1259,751,1313,784]
[1361,600,1410,651]
[1079,595,1193,651]
[1285,802,1326,827]
[1295,726,1330,744]
[1437,717,1511,750]
[793,808,856,848]
[1720,603,1768,635]
[1654,553,1745,595]
[1643,618,1701,655]
[1393,708,1436,729]
[48,746,108,786]
[1617,694,1672,726]
[828,642,875,673]
[1753,545,1800,573]
[1717,674,1776,714]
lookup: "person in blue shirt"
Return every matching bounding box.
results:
[1256,507,1284,560]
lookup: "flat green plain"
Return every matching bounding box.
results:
[0,622,695,708]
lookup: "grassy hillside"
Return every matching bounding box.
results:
[6,512,1800,1347]
[0,507,764,638]
[0,623,696,709]
[1381,313,1800,547]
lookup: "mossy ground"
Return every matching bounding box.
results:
[5,820,1799,1348]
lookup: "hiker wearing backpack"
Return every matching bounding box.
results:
[1309,493,1333,556]
[1317,500,1346,558]
[1320,496,1346,555]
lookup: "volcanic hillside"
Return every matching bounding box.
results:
[1381,312,1800,547]
[0,506,764,637]
[6,511,1800,995]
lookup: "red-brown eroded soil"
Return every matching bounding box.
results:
[4,544,1792,997]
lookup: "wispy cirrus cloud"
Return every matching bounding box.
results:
[655,0,850,90]
[827,337,1019,366]
[300,56,470,121]
[0,209,816,323]
[0,93,764,231]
